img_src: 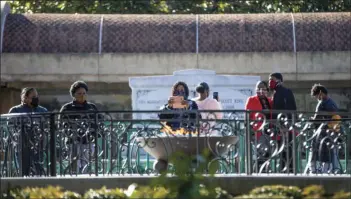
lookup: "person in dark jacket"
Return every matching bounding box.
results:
[8,88,48,176]
[158,81,199,132]
[308,84,341,173]
[59,81,100,173]
[269,73,297,118]
[269,73,297,173]
[9,87,47,113]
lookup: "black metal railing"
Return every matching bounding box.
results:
[0,110,350,177]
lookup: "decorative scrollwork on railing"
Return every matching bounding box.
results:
[0,110,350,177]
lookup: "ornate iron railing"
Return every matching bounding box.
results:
[0,110,350,177]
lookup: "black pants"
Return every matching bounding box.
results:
[20,134,45,176]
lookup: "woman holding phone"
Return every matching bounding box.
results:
[158,81,199,130]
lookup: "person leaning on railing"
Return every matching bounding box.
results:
[58,81,100,174]
[8,87,48,176]
[158,81,199,131]
[308,84,342,174]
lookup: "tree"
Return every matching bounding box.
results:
[9,0,351,14]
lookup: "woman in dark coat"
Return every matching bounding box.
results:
[158,81,199,131]
[59,81,100,173]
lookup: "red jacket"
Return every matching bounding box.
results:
[245,96,273,140]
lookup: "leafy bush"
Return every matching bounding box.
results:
[302,185,325,199]
[126,184,174,199]
[1,184,351,199]
[2,186,81,199]
[249,185,302,199]
[332,190,351,199]
[234,194,289,198]
[83,186,126,199]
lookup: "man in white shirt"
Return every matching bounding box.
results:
[193,82,223,134]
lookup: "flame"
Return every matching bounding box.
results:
[161,124,199,135]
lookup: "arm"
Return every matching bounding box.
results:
[158,104,175,120]
[285,89,297,111]
[8,107,17,114]
[58,105,66,120]
[188,100,199,120]
[210,99,223,119]
[245,97,256,121]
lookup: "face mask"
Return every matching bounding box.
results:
[75,95,86,103]
[174,90,185,96]
[269,80,277,89]
[31,97,39,108]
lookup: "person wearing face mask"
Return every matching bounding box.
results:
[307,84,341,174]
[245,81,273,171]
[8,88,48,176]
[245,81,272,136]
[268,73,297,119]
[269,73,296,173]
[193,82,223,134]
[159,81,199,131]
[9,87,48,113]
[59,81,100,174]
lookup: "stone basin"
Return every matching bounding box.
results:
[136,135,239,172]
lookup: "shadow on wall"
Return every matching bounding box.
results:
[40,97,132,113]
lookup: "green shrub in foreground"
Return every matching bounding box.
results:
[83,186,126,199]
[2,186,81,199]
[1,184,351,199]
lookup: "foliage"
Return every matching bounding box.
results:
[301,185,326,199]
[9,0,351,14]
[83,186,126,199]
[332,190,351,199]
[2,186,81,199]
[1,183,351,199]
[249,185,302,198]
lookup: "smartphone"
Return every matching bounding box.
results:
[170,96,185,108]
[213,92,219,101]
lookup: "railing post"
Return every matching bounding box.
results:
[20,116,25,176]
[49,113,56,176]
[94,112,99,176]
[245,111,252,175]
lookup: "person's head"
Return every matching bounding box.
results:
[196,82,210,100]
[269,73,283,90]
[255,81,269,98]
[21,87,39,107]
[70,81,89,103]
[311,84,328,101]
[171,81,189,99]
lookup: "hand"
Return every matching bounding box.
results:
[168,98,174,107]
[181,100,189,109]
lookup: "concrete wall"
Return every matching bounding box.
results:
[1,175,351,196]
[0,81,350,114]
[1,52,351,83]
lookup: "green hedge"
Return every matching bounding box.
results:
[1,184,350,199]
